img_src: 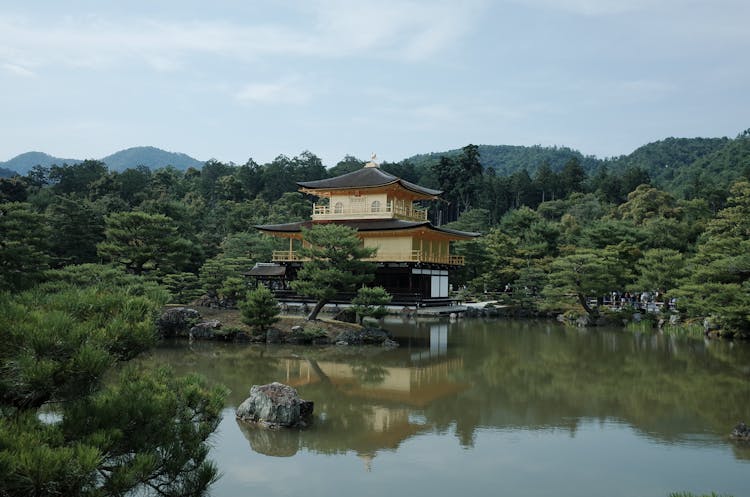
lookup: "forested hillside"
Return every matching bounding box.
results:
[601,137,728,187]
[670,132,750,197]
[406,133,749,199]
[0,151,82,175]
[407,144,601,176]
[101,146,204,171]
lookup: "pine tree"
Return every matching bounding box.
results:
[0,272,226,496]
[240,284,281,333]
[673,181,750,335]
[351,286,392,325]
[163,272,205,304]
[0,202,50,291]
[291,224,376,320]
[97,211,195,275]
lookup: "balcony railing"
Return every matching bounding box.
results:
[272,250,303,262]
[312,200,428,221]
[272,249,464,266]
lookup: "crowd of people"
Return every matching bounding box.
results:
[599,291,677,312]
[498,284,677,313]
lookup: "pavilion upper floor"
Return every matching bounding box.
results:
[311,192,428,221]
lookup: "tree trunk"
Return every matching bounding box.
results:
[306,299,327,320]
[577,292,598,318]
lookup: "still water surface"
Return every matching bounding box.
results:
[147,319,750,497]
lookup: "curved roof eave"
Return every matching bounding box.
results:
[296,167,442,197]
[255,220,480,239]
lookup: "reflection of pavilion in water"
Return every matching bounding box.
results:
[277,324,465,470]
[282,324,463,408]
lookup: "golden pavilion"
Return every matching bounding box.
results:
[253,155,479,305]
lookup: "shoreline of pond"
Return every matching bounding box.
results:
[157,305,400,347]
[158,298,744,346]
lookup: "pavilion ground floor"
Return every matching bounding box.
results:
[248,261,458,307]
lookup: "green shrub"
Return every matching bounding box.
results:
[239,284,280,333]
[351,286,392,324]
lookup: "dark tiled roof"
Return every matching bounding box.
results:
[247,264,287,276]
[432,225,482,238]
[255,219,479,239]
[297,167,442,197]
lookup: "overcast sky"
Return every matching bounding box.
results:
[1,0,748,166]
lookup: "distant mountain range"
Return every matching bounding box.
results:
[0,152,82,177]
[101,147,204,172]
[0,146,205,176]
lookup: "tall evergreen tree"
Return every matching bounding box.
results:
[674,181,750,335]
[0,202,50,290]
[533,161,557,203]
[97,211,194,275]
[559,157,587,197]
[46,195,104,266]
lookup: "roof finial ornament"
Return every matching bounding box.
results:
[365,152,379,168]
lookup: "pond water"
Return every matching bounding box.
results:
[146,319,750,497]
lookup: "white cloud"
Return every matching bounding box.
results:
[311,0,480,59]
[507,0,678,16]
[513,0,646,16]
[144,55,184,72]
[2,62,35,77]
[617,79,675,96]
[411,104,459,122]
[235,78,311,105]
[0,2,483,74]
[507,0,749,19]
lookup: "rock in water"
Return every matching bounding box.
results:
[730,422,750,441]
[236,382,313,428]
[189,319,222,339]
[335,327,392,345]
[156,307,201,337]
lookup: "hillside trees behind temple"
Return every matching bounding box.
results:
[49,159,108,196]
[0,202,50,291]
[46,195,105,266]
[673,181,750,336]
[97,211,198,276]
[431,144,483,223]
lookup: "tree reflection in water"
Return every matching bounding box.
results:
[143,319,750,463]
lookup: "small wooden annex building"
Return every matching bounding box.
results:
[252,155,479,306]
